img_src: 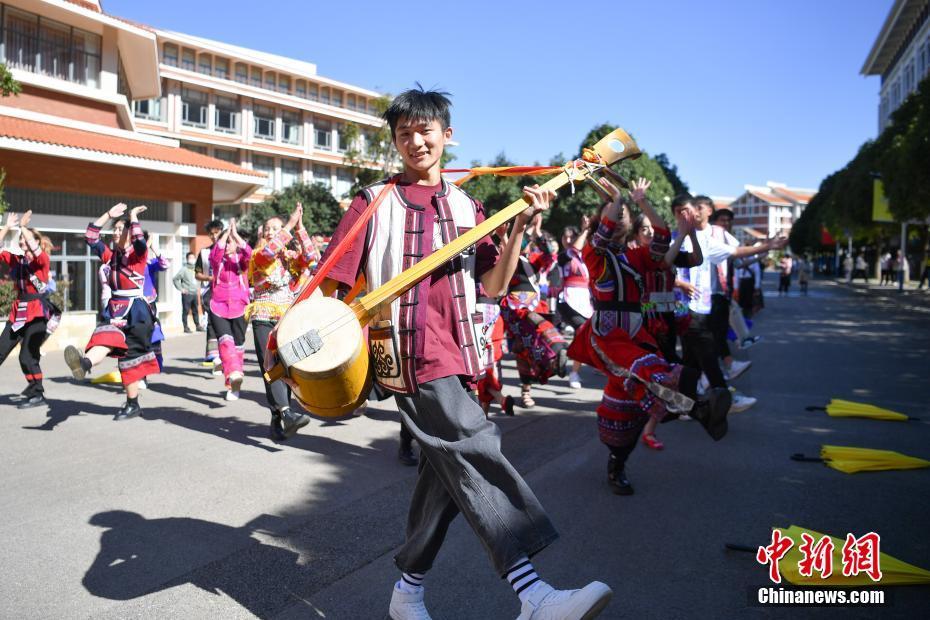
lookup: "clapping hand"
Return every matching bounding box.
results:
[630,177,651,204]
[108,203,128,219]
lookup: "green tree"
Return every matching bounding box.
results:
[342,95,399,197]
[238,182,343,239]
[878,76,930,223]
[1,62,21,98]
[654,152,690,195]
[0,168,9,216]
[462,153,526,215]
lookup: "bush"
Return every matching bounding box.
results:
[0,279,14,318]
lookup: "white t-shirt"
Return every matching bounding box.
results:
[679,225,736,315]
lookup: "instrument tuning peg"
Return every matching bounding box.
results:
[584,176,613,202]
[601,166,631,190]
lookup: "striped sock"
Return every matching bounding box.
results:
[506,557,541,602]
[397,571,425,594]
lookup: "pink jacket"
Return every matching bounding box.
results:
[209,241,252,319]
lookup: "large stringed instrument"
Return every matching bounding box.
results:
[265,128,641,417]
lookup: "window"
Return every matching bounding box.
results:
[181,143,208,155]
[314,119,332,150]
[320,87,330,105]
[181,88,208,127]
[235,63,248,84]
[253,155,275,191]
[163,43,179,67]
[213,148,238,164]
[282,110,302,145]
[335,168,353,197]
[281,159,301,188]
[181,48,195,71]
[332,90,343,108]
[1,7,102,88]
[264,71,276,92]
[214,95,240,134]
[347,94,356,110]
[313,164,331,188]
[278,75,290,94]
[250,67,262,88]
[198,54,211,75]
[253,105,276,140]
[214,57,229,80]
[308,83,319,101]
[337,125,349,152]
[296,80,307,99]
[133,98,163,121]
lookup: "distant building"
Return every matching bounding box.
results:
[861,0,930,133]
[728,182,815,244]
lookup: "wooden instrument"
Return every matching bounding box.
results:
[266,128,641,417]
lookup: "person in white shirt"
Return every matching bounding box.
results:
[675,195,787,412]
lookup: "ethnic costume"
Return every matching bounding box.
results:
[555,246,593,331]
[475,287,511,414]
[568,217,728,493]
[143,253,169,370]
[0,241,59,404]
[195,244,219,364]
[84,221,160,386]
[639,244,691,364]
[323,176,558,578]
[247,227,318,436]
[209,241,251,392]
[500,246,567,386]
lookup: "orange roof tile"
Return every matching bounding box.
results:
[746,189,792,206]
[65,0,102,13]
[771,187,815,203]
[0,115,264,179]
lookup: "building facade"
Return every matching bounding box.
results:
[0,0,385,346]
[862,0,930,133]
[728,182,815,244]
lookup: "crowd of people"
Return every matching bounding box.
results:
[1,87,792,620]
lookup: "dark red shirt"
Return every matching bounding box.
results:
[324,180,499,384]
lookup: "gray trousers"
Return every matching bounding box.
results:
[252,320,290,413]
[393,376,558,576]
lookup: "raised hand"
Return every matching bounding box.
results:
[675,205,695,236]
[108,203,128,219]
[597,177,621,203]
[5,212,20,228]
[519,184,557,223]
[287,203,303,231]
[130,205,147,219]
[630,177,651,204]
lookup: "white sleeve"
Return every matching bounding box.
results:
[705,234,736,265]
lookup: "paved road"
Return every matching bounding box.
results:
[1,279,928,619]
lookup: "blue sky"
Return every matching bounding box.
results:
[107,0,892,197]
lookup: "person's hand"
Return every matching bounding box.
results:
[130,205,147,219]
[5,212,20,228]
[19,210,32,228]
[286,203,303,231]
[769,236,789,251]
[678,280,698,299]
[630,177,651,204]
[675,206,695,236]
[597,177,622,203]
[108,203,128,219]
[517,185,556,223]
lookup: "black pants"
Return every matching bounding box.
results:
[709,295,731,360]
[210,314,246,346]
[180,293,199,331]
[0,318,48,393]
[653,313,681,364]
[202,289,218,359]
[682,311,727,389]
[920,267,930,289]
[738,277,755,318]
[252,320,290,413]
[778,274,791,293]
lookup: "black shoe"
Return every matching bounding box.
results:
[280,407,310,439]
[17,393,47,409]
[692,387,731,441]
[398,444,418,466]
[11,384,36,402]
[64,345,88,381]
[556,348,569,378]
[114,401,142,421]
[607,454,633,495]
[184,328,193,333]
[502,395,515,416]
[269,410,287,442]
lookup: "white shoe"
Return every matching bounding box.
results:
[729,393,757,413]
[137,379,147,390]
[212,363,224,377]
[741,336,762,350]
[229,372,243,393]
[727,359,752,381]
[389,582,431,620]
[516,582,612,620]
[225,390,240,402]
[568,371,582,389]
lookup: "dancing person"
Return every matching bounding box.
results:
[209,218,251,402]
[475,225,514,417]
[568,178,731,495]
[500,213,567,409]
[173,252,201,333]
[247,204,316,439]
[195,220,224,372]
[778,253,792,295]
[555,217,593,389]
[64,204,159,420]
[314,87,612,620]
[0,211,60,408]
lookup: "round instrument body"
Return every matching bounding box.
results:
[276,295,370,418]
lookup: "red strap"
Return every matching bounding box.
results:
[291,176,398,305]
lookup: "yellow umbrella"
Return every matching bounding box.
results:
[776,525,930,586]
[806,399,917,422]
[791,445,930,474]
[90,370,122,384]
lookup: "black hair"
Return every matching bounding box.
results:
[383,84,452,139]
[143,230,150,241]
[671,193,694,211]
[186,251,195,258]
[205,219,223,233]
[115,217,130,229]
[692,195,714,211]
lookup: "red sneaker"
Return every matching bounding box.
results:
[642,433,664,450]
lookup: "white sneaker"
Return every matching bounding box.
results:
[225,390,240,402]
[137,379,147,390]
[741,336,762,350]
[212,363,224,377]
[516,581,612,620]
[729,393,757,413]
[727,359,752,381]
[568,371,582,389]
[389,582,431,620]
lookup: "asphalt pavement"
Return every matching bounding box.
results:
[1,278,928,619]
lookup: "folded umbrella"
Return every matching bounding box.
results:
[791,445,930,474]
[90,370,122,384]
[805,398,918,422]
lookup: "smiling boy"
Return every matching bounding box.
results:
[317,86,612,620]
